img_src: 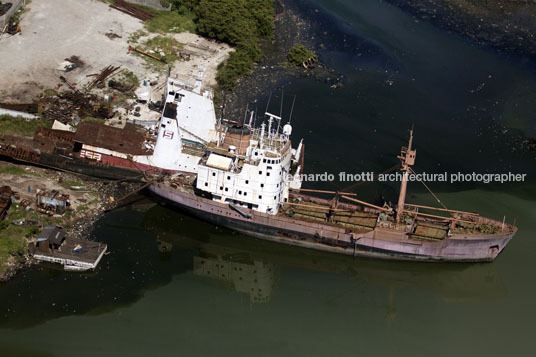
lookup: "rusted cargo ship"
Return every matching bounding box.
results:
[146,78,516,262]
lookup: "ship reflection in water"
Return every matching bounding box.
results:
[145,203,508,306]
[156,235,275,303]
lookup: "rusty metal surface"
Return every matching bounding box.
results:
[110,0,155,21]
[0,186,12,220]
[0,135,41,163]
[74,122,153,155]
[34,127,75,144]
[0,102,38,114]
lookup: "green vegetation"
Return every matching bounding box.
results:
[146,8,196,33]
[0,115,51,137]
[0,224,27,275]
[166,0,275,89]
[43,88,57,97]
[61,180,84,188]
[119,70,140,90]
[80,116,105,124]
[142,35,184,64]
[287,44,318,66]
[0,205,34,276]
[77,199,98,213]
[128,30,148,44]
[0,166,28,175]
[0,165,41,177]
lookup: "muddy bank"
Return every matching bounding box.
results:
[0,163,143,282]
[387,0,536,60]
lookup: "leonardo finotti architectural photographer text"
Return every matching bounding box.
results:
[289,171,527,184]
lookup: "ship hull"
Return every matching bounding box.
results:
[150,183,514,262]
[39,153,145,181]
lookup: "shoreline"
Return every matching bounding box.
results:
[0,162,143,282]
[223,0,341,120]
[386,0,536,61]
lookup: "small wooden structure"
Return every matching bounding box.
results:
[32,226,107,271]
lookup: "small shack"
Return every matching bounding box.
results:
[32,226,107,271]
[36,225,66,252]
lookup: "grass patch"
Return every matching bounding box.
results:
[128,30,148,44]
[135,35,184,67]
[0,205,37,275]
[0,115,51,137]
[146,9,196,33]
[0,165,28,175]
[43,88,57,97]
[118,70,139,90]
[80,116,105,124]
[61,180,84,188]
[76,198,98,213]
[0,224,27,275]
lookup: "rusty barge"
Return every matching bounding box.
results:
[0,122,157,181]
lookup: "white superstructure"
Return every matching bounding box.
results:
[149,77,219,173]
[195,113,303,215]
[148,77,304,215]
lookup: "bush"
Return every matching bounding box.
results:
[216,50,255,89]
[175,0,274,89]
[25,226,39,237]
[287,44,318,66]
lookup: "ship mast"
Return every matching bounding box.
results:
[396,129,416,224]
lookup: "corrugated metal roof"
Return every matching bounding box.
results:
[74,122,153,155]
[206,153,232,170]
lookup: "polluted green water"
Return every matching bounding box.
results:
[1,0,536,355]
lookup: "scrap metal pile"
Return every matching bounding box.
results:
[36,189,70,216]
[41,90,114,124]
[87,65,121,89]
[110,0,155,21]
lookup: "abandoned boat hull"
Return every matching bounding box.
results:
[150,183,514,262]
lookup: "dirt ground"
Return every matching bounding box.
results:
[0,163,101,211]
[0,0,232,102]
